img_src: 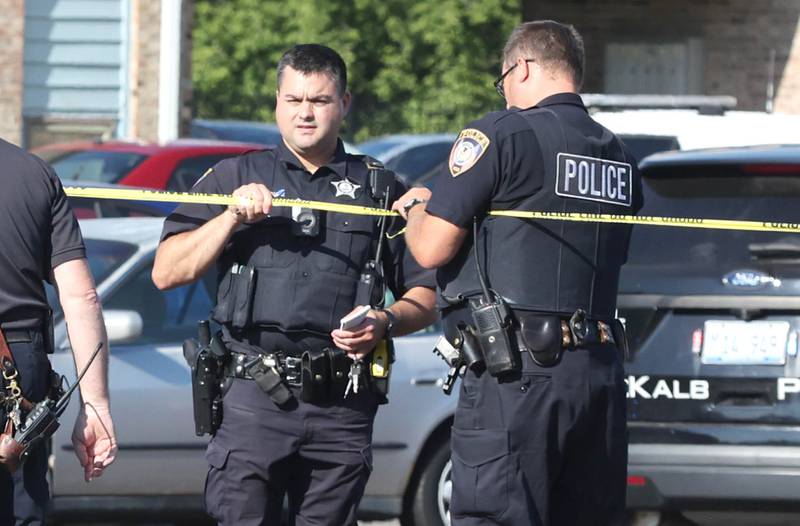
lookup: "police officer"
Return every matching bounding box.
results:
[0,139,117,525]
[394,21,642,526]
[152,44,436,525]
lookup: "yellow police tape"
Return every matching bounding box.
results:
[64,186,800,234]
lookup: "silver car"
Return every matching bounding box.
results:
[47,217,456,525]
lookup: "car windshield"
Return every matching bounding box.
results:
[358,139,407,160]
[49,150,147,183]
[626,169,800,270]
[47,238,138,320]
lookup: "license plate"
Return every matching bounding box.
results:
[702,320,789,365]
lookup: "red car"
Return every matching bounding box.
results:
[32,139,265,192]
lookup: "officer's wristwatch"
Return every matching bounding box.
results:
[380,308,396,338]
[402,197,428,215]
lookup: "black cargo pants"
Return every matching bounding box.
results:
[204,377,378,526]
[450,343,628,526]
[0,330,51,526]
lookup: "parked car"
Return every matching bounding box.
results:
[190,119,281,145]
[32,139,264,191]
[358,134,456,183]
[622,145,800,525]
[63,179,173,219]
[46,217,454,525]
[189,118,363,154]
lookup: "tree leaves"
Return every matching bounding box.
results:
[193,0,520,141]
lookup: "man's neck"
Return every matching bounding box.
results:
[283,139,338,173]
[515,81,576,109]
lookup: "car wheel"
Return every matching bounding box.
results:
[402,437,451,526]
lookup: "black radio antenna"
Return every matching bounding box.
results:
[55,342,104,416]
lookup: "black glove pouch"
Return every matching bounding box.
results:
[517,313,563,367]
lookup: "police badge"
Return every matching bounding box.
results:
[330,179,362,199]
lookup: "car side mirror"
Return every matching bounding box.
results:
[103,309,144,344]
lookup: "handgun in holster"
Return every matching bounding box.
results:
[183,320,227,436]
[432,324,484,395]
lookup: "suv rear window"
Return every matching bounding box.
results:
[626,169,800,270]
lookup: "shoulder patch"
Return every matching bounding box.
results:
[449,128,490,177]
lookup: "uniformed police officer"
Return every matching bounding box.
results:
[152,44,436,525]
[394,21,642,526]
[0,139,117,525]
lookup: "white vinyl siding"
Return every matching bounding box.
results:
[23,0,128,133]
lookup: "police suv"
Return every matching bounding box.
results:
[621,145,800,525]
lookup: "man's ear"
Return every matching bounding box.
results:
[275,89,280,109]
[517,56,532,83]
[342,90,352,116]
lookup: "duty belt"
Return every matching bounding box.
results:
[554,318,615,349]
[226,352,302,386]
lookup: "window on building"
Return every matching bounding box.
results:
[604,39,704,95]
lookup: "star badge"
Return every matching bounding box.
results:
[331,179,361,199]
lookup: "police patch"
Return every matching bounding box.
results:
[555,153,633,207]
[449,128,490,177]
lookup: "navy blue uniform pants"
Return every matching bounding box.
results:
[204,378,378,526]
[0,331,51,526]
[450,343,627,526]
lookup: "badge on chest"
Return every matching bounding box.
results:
[330,179,362,200]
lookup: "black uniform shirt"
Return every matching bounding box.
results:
[428,93,640,226]
[0,139,85,329]
[426,93,642,311]
[161,139,434,324]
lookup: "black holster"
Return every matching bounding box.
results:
[183,321,226,436]
[367,339,394,404]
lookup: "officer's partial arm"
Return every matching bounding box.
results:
[402,202,467,269]
[393,122,499,269]
[153,207,242,289]
[45,163,116,481]
[152,165,272,289]
[53,259,117,482]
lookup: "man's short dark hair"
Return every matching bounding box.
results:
[277,44,347,96]
[503,20,585,89]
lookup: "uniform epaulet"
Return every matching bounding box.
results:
[351,154,384,171]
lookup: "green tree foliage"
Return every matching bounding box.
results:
[193,0,521,141]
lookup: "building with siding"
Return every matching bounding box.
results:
[0,0,192,148]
